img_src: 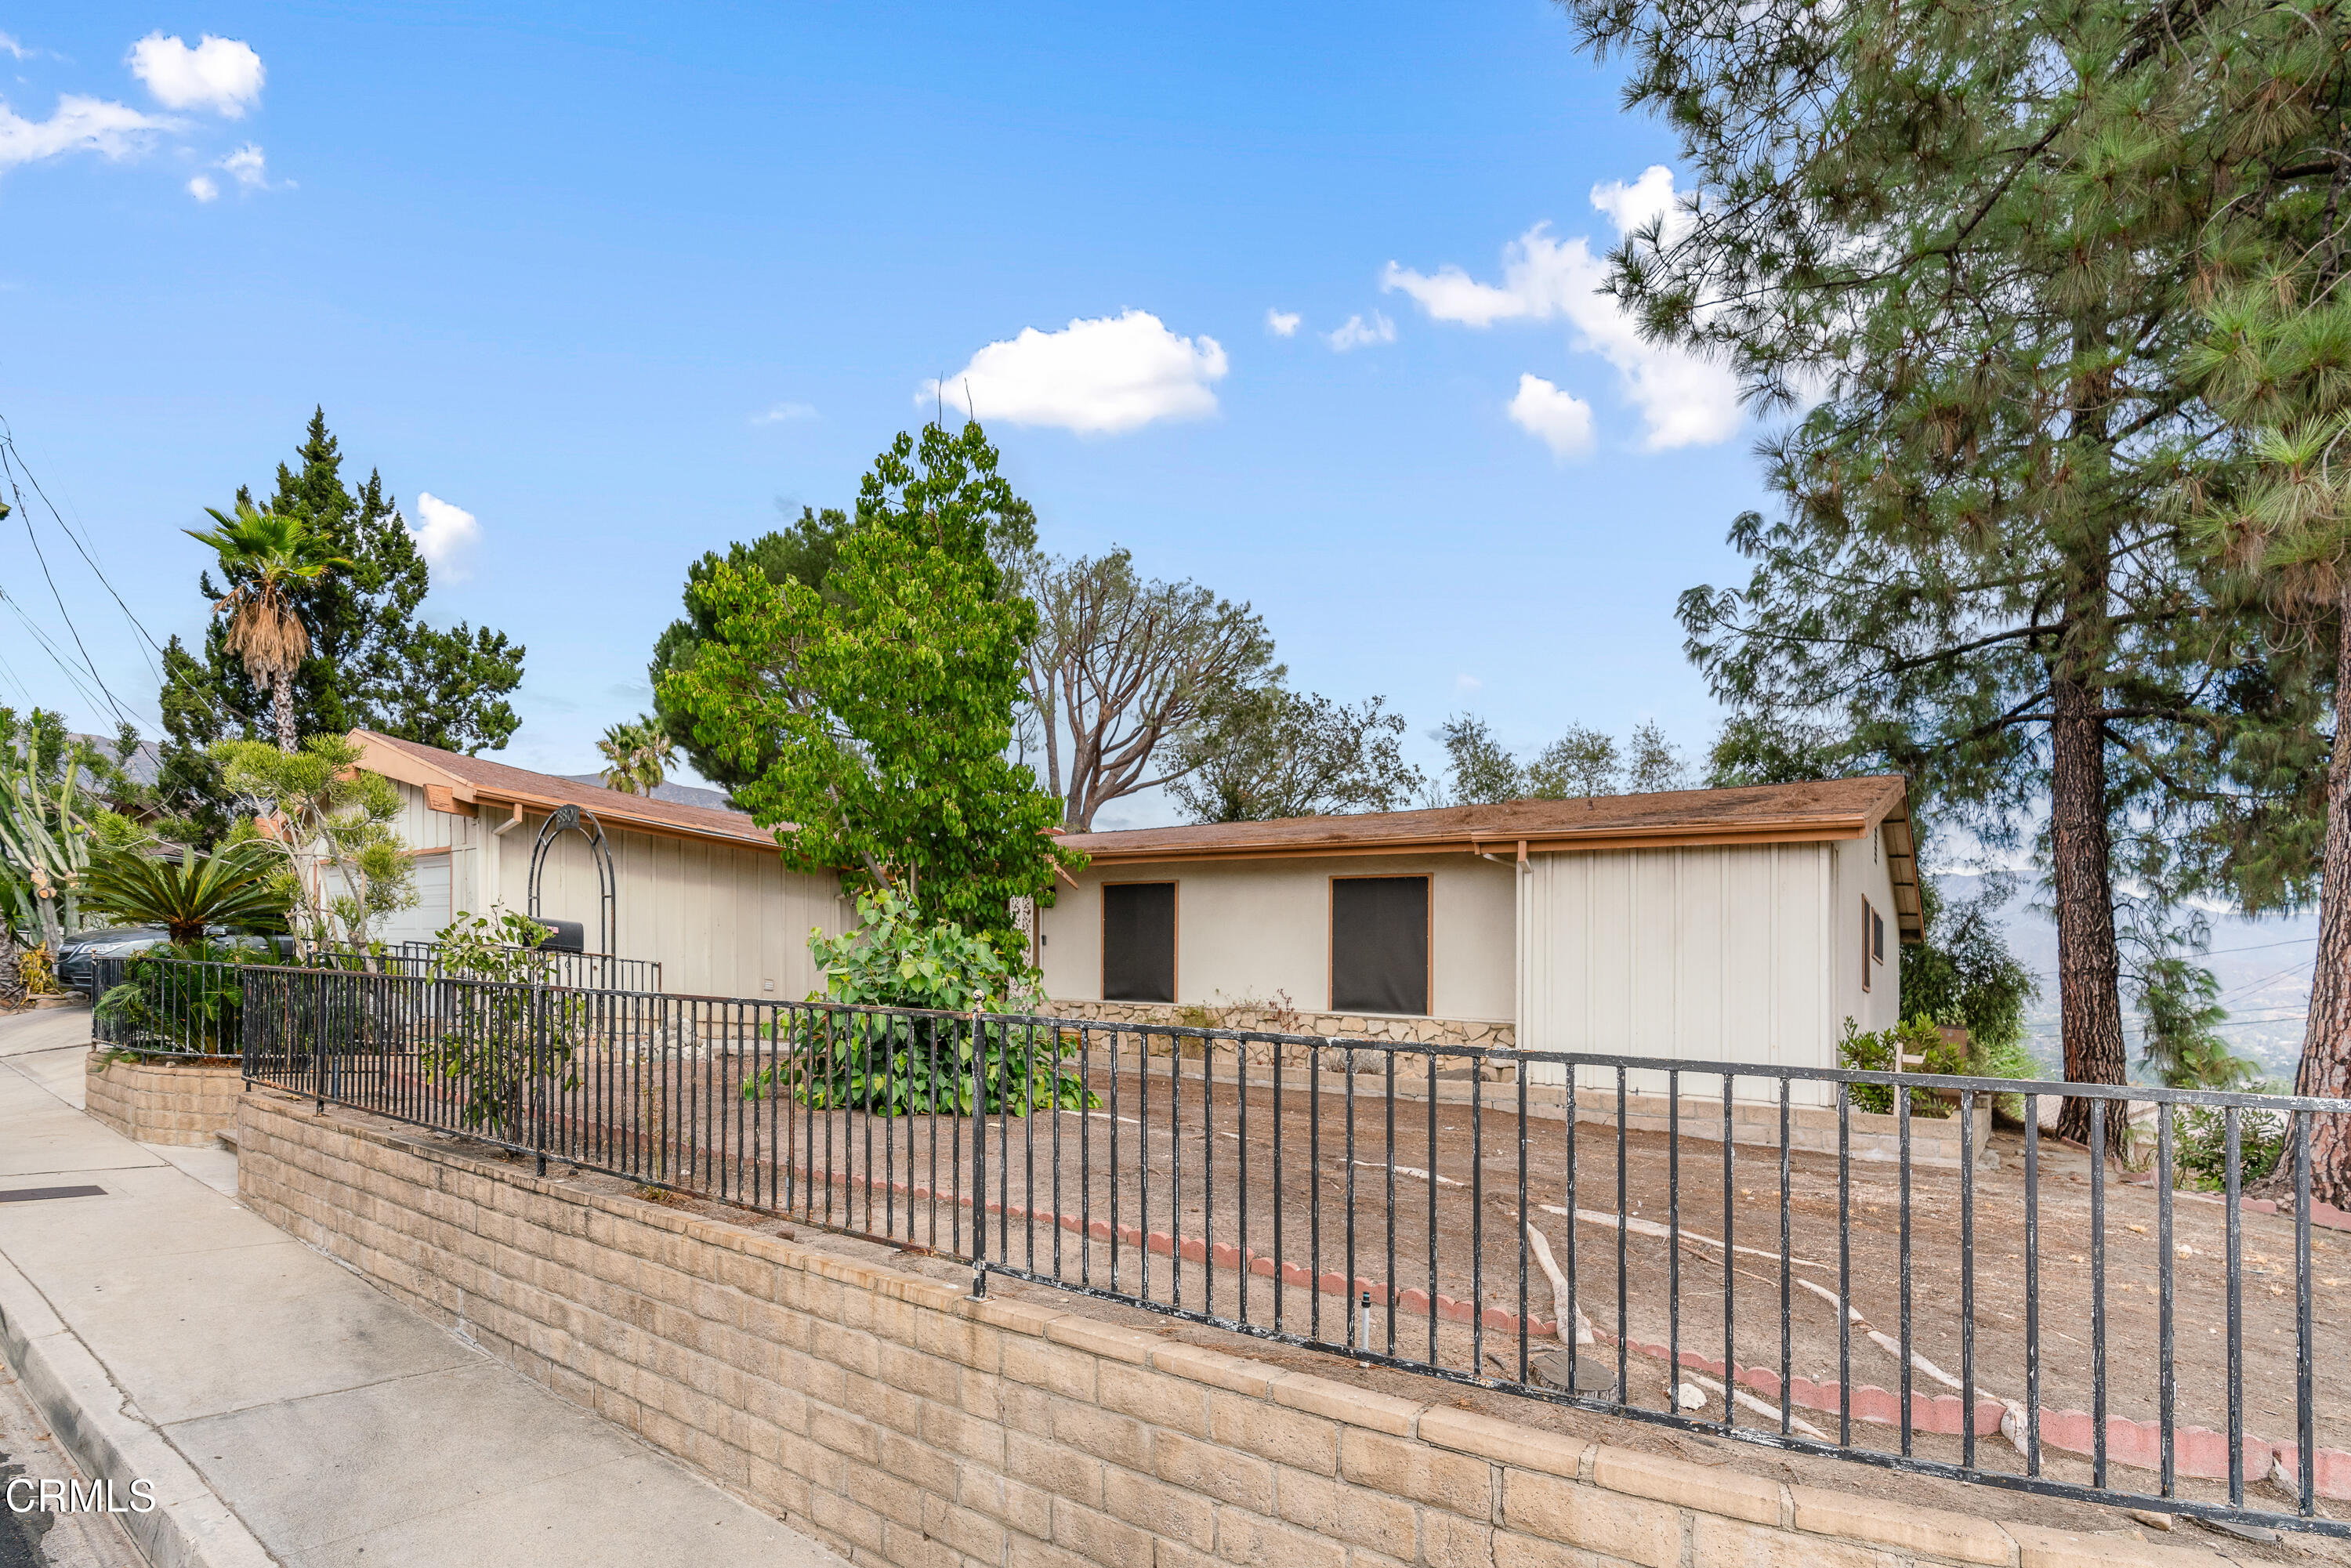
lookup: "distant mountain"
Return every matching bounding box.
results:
[556,773,736,812]
[1934,872,2314,1085]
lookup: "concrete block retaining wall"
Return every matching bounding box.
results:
[230,1088,2240,1568]
[84,1049,243,1147]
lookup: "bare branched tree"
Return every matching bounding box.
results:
[1021,550,1277,829]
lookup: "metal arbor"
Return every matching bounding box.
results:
[525,804,615,957]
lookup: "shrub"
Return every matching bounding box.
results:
[1837,1016,1966,1117]
[2170,1101,2288,1192]
[415,911,582,1137]
[94,938,255,1055]
[744,889,1093,1116]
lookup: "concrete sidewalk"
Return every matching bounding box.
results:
[0,1007,848,1568]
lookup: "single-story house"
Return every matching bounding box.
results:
[350,730,843,999]
[1039,777,1922,1088]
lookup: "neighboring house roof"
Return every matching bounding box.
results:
[1062,776,1923,942]
[557,773,735,811]
[350,730,777,852]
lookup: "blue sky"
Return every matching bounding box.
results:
[0,2,1779,823]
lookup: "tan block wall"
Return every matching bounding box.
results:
[230,1089,2220,1568]
[85,1050,244,1146]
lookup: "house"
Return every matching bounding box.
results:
[350,730,843,999]
[1038,776,1921,1092]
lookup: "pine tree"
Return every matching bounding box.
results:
[1565,0,2314,1146]
[160,410,525,825]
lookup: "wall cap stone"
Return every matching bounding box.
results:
[1417,1405,1588,1481]
[1596,1444,1784,1526]
[1266,1371,1424,1436]
[2002,1520,2237,1568]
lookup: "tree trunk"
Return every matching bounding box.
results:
[2051,665,2130,1152]
[271,666,297,752]
[2291,596,2351,1208]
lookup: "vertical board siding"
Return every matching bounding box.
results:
[384,781,839,1000]
[1527,842,1843,1100]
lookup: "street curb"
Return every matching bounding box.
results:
[0,1247,276,1568]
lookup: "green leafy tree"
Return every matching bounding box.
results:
[1526,725,1619,798]
[1563,0,2298,1146]
[215,736,416,954]
[659,422,1078,942]
[650,505,860,792]
[1900,875,2040,1066]
[162,411,526,805]
[1437,715,1525,805]
[1168,690,1424,822]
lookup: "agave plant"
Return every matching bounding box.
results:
[80,842,289,947]
[0,729,95,955]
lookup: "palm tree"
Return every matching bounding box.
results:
[80,842,289,947]
[597,715,673,795]
[183,502,349,752]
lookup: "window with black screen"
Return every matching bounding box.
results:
[1101,882,1176,1003]
[1330,876,1429,1015]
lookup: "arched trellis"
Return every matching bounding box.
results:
[526,804,615,957]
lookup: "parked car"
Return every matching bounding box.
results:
[60,928,291,994]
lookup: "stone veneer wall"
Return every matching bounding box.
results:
[85,1049,243,1147]
[234,1087,2231,1568]
[1049,1000,1515,1077]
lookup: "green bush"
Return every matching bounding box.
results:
[2170,1101,2288,1191]
[743,889,1094,1116]
[1837,1016,1967,1117]
[94,939,255,1055]
[415,911,582,1137]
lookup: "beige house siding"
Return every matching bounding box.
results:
[1516,839,1895,1103]
[1041,853,1516,1023]
[377,779,844,1001]
[1834,830,1904,1038]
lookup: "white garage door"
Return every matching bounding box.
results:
[376,855,451,948]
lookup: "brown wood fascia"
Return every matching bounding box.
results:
[1076,818,1883,867]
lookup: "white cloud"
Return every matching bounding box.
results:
[129,34,264,118]
[187,173,217,201]
[920,310,1226,435]
[752,401,816,425]
[1506,374,1595,460]
[411,493,482,581]
[0,33,26,60]
[1325,311,1396,352]
[0,94,172,173]
[1382,167,1741,451]
[1265,309,1300,338]
[1455,673,1483,693]
[221,142,266,187]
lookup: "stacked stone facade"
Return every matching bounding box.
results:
[1048,1000,1516,1079]
[234,1088,2219,1568]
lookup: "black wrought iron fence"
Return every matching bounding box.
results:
[148,957,2351,1539]
[310,942,663,994]
[89,952,251,1056]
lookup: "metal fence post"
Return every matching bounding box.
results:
[970,1005,987,1298]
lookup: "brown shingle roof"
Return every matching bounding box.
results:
[1062,775,1922,940]
[350,730,778,851]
